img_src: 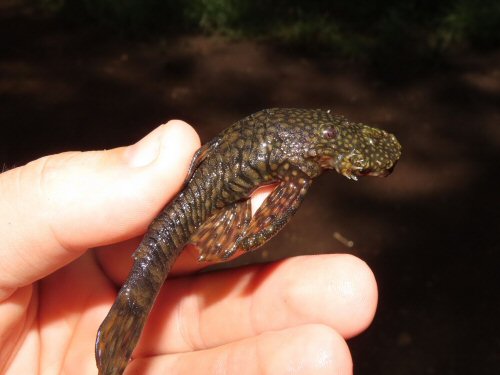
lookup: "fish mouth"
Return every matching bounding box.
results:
[320,152,397,180]
[354,164,396,178]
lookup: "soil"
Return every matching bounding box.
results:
[1,2,499,374]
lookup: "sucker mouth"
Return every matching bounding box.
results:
[337,150,367,180]
[354,163,396,178]
[319,153,363,180]
[319,151,397,179]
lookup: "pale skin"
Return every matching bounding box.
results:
[0,120,378,374]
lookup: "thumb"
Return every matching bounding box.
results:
[0,120,200,299]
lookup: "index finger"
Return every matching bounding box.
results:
[0,121,200,298]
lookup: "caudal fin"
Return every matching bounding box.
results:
[95,291,149,375]
[95,237,177,374]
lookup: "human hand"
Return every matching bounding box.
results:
[0,121,377,374]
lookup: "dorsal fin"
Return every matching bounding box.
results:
[183,137,220,187]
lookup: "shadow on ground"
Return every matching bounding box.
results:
[1,3,499,375]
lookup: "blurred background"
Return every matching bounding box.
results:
[1,0,498,374]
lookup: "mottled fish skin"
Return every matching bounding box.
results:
[95,108,402,374]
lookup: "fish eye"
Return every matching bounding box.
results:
[322,128,337,139]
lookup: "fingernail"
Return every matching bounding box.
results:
[123,127,162,167]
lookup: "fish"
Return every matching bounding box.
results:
[95,108,402,374]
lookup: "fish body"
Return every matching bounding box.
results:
[96,108,402,374]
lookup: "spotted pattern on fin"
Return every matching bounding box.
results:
[190,199,251,261]
[239,169,312,251]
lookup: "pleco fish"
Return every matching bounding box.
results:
[95,108,402,374]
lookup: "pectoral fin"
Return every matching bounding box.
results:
[239,172,312,251]
[190,169,312,260]
[190,199,251,261]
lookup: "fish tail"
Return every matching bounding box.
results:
[95,287,150,375]
[96,239,175,375]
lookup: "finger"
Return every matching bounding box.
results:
[135,254,377,356]
[127,324,352,375]
[94,184,277,285]
[0,121,200,297]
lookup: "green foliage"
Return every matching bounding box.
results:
[32,0,500,56]
[436,0,500,49]
[184,0,243,33]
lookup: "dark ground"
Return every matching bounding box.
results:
[1,2,499,375]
